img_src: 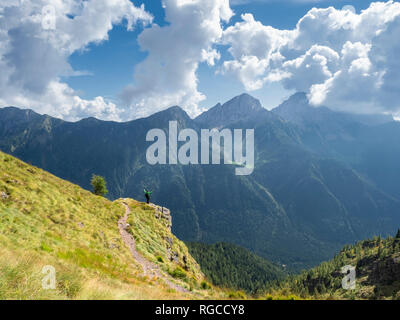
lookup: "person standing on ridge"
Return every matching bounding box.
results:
[144,188,152,204]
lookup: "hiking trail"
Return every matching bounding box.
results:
[118,201,190,294]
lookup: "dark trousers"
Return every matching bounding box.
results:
[145,195,150,204]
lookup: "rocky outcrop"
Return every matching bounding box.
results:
[149,204,172,231]
[148,204,189,268]
[194,93,266,128]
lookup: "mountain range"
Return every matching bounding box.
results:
[1,92,400,270]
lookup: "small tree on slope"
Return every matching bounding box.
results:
[91,175,108,197]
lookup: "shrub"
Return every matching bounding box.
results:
[200,281,211,290]
[90,175,108,197]
[169,267,187,280]
[228,290,246,299]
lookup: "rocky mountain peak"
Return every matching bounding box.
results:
[195,93,265,128]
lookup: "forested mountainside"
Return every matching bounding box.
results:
[1,93,400,270]
[272,231,400,300]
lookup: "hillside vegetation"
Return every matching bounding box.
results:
[0,151,219,299]
[2,96,400,271]
[187,242,286,294]
[2,150,397,300]
[271,232,400,300]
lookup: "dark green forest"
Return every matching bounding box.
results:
[187,242,285,294]
[188,230,400,299]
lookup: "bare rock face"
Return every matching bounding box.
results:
[149,204,181,264]
[195,93,265,129]
[149,204,172,231]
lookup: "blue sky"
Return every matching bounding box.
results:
[65,0,376,113]
[1,0,398,121]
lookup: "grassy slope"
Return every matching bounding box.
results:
[122,198,207,290]
[0,151,221,299]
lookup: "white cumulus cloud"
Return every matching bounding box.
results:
[120,0,233,119]
[0,0,152,121]
[221,1,400,115]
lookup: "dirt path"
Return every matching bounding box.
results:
[118,202,190,294]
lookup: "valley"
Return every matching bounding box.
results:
[1,93,399,271]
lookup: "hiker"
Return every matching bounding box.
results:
[144,188,152,204]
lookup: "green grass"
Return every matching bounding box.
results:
[123,199,204,284]
[168,266,187,280]
[0,151,303,300]
[0,151,219,300]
